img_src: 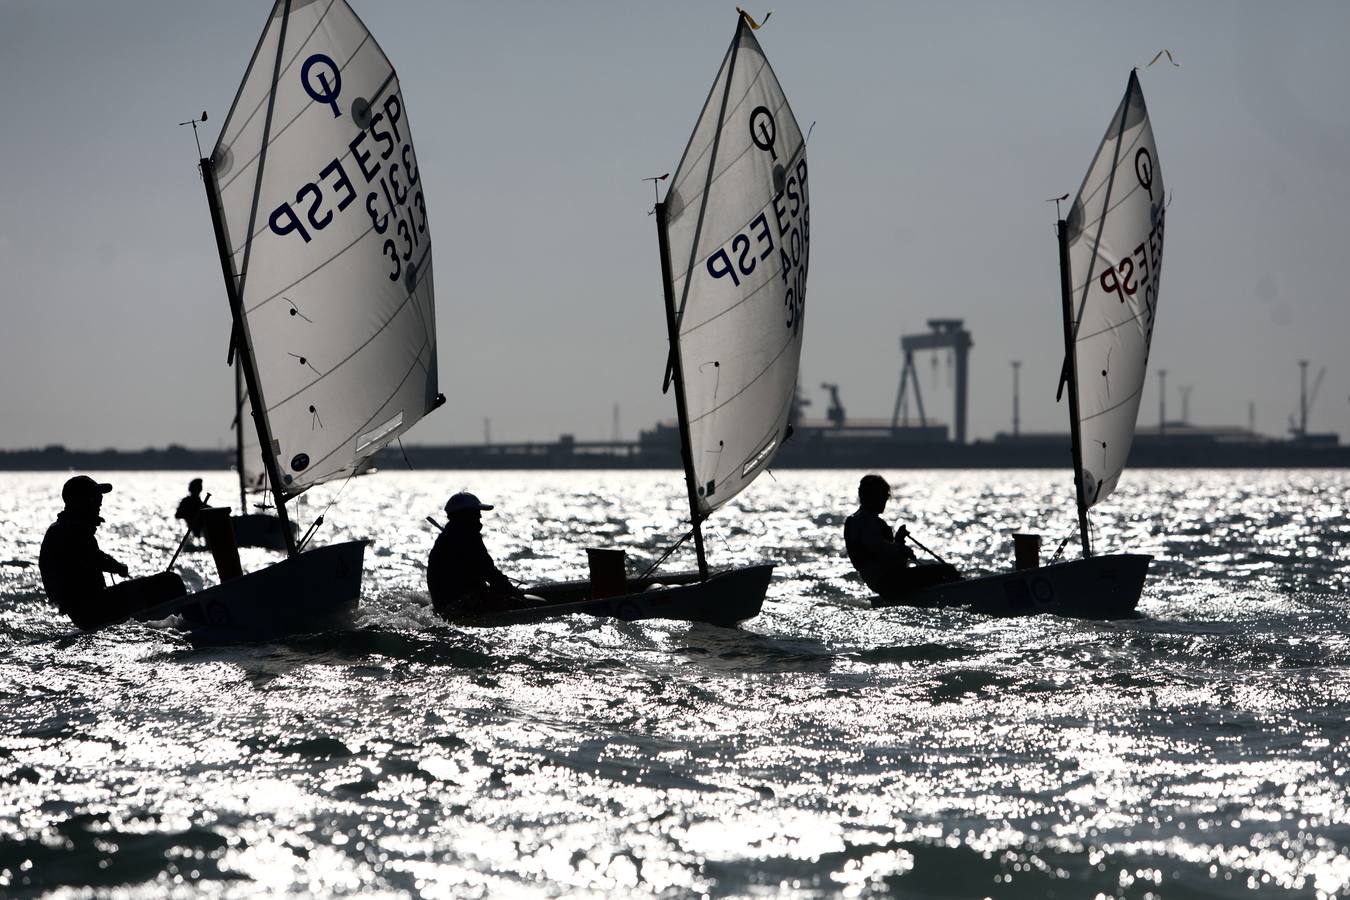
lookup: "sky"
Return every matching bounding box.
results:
[2,0,1348,450]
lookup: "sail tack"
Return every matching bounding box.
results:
[210,0,438,496]
[663,16,809,516]
[1065,71,1165,508]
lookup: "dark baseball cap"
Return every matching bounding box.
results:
[62,475,113,504]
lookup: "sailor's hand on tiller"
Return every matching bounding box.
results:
[894,525,908,542]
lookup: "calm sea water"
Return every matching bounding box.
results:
[1,469,1348,898]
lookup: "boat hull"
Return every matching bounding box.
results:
[140,541,365,642]
[870,554,1150,619]
[456,563,774,628]
[231,513,294,551]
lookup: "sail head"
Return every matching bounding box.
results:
[1066,71,1165,508]
[663,18,809,516]
[209,0,439,497]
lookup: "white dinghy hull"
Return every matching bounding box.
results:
[457,563,774,629]
[870,554,1150,619]
[142,541,365,643]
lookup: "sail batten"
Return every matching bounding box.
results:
[210,0,440,498]
[662,18,809,515]
[1064,71,1165,508]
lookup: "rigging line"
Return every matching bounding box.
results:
[667,54,772,204]
[666,61,788,230]
[671,142,808,314]
[225,12,375,195]
[233,0,294,329]
[1070,77,1140,342]
[297,466,360,552]
[247,219,430,319]
[686,334,795,427]
[664,36,736,207]
[671,20,745,327]
[283,333,430,485]
[1079,382,1145,423]
[1066,185,1158,295]
[1075,305,1147,344]
[212,0,337,175]
[637,528,696,581]
[1067,124,1150,230]
[260,247,431,410]
[227,62,400,253]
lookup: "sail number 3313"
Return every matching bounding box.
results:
[266,73,427,289]
[705,156,810,336]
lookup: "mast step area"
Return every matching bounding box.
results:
[870,554,1150,619]
[139,541,364,643]
[454,563,774,629]
[231,513,297,551]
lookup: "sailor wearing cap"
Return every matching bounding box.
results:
[427,492,527,616]
[38,476,186,630]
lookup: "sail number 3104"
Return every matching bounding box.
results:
[704,157,810,336]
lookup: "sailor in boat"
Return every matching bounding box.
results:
[174,478,208,537]
[39,476,186,630]
[844,474,960,601]
[427,492,530,616]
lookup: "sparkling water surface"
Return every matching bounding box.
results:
[1,469,1348,898]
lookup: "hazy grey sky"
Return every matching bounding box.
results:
[2,1,1348,450]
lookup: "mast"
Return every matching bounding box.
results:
[655,200,708,580]
[1057,218,1092,558]
[234,361,247,515]
[201,156,298,556]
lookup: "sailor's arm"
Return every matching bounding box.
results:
[98,550,129,578]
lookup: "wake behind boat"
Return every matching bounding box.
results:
[146,0,443,642]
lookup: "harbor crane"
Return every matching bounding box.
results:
[892,319,973,444]
[820,383,846,428]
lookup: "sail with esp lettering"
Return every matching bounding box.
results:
[662,14,809,516]
[1063,71,1165,508]
[208,0,440,497]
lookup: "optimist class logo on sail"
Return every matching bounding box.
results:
[267,54,427,291]
[703,105,810,336]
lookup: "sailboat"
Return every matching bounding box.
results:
[872,71,1162,618]
[147,0,443,640]
[468,11,809,628]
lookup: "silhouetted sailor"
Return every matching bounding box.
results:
[39,476,186,630]
[844,474,959,601]
[427,492,527,616]
[175,478,208,536]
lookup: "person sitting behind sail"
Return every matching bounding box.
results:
[40,476,187,630]
[175,478,208,537]
[427,492,528,616]
[844,474,959,599]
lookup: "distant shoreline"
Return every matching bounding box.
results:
[4,439,1349,471]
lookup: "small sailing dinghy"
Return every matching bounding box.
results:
[874,71,1164,618]
[461,11,809,628]
[146,0,442,641]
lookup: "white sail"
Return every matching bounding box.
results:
[663,16,809,516]
[1064,71,1165,508]
[209,0,439,496]
[234,362,268,496]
